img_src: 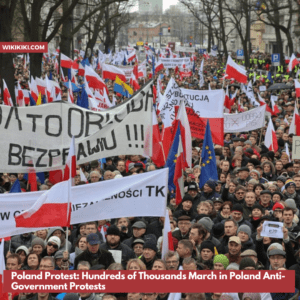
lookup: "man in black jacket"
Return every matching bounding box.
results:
[74,233,114,269]
[100,225,135,268]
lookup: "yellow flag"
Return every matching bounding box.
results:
[36,92,42,105]
[214,246,218,256]
[115,76,133,96]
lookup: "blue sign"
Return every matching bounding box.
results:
[159,32,162,36]
[271,53,280,63]
[199,49,206,54]
[237,49,244,57]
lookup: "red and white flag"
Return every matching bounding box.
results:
[289,102,300,136]
[17,82,25,107]
[2,80,13,106]
[224,85,234,112]
[225,55,247,83]
[78,62,85,76]
[102,63,126,82]
[161,209,174,261]
[0,238,8,300]
[63,136,77,185]
[295,79,300,98]
[60,67,67,82]
[68,80,74,104]
[270,95,280,116]
[265,119,278,153]
[127,50,136,62]
[161,107,173,160]
[287,53,299,72]
[174,133,185,205]
[257,93,272,114]
[60,53,73,69]
[130,73,140,91]
[85,65,108,93]
[151,110,165,168]
[29,76,39,101]
[155,60,164,73]
[45,76,53,103]
[80,168,88,184]
[71,68,78,85]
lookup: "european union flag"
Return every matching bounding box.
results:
[77,87,89,109]
[267,71,273,84]
[81,58,90,67]
[9,179,21,193]
[199,120,218,188]
[29,93,36,106]
[165,123,182,192]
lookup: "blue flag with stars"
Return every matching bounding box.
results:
[199,120,218,188]
[165,122,182,192]
[267,71,273,84]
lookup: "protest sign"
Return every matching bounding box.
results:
[292,136,300,159]
[224,105,265,133]
[160,58,192,69]
[259,86,266,92]
[261,221,283,239]
[0,169,168,238]
[0,81,153,172]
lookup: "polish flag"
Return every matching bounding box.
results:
[257,93,272,114]
[78,62,85,76]
[2,80,13,106]
[80,168,89,184]
[127,50,136,62]
[63,136,77,185]
[102,64,126,82]
[14,179,72,228]
[23,89,30,105]
[289,102,300,136]
[265,119,278,153]
[225,55,247,83]
[60,67,67,82]
[287,53,299,72]
[130,73,140,91]
[238,98,244,112]
[270,95,280,116]
[17,82,24,107]
[60,53,73,69]
[85,65,108,94]
[45,76,53,103]
[72,59,79,70]
[295,79,300,98]
[29,76,38,101]
[152,110,165,168]
[155,60,164,73]
[103,88,113,108]
[224,86,232,112]
[84,76,94,98]
[54,58,59,74]
[161,107,173,160]
[71,68,78,85]
[68,80,74,103]
[174,133,185,205]
[161,209,174,261]
[133,64,138,81]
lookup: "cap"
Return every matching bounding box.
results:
[239,257,256,270]
[128,163,135,171]
[240,249,257,257]
[188,183,198,191]
[132,221,146,229]
[143,240,158,252]
[268,249,286,257]
[54,250,65,259]
[178,215,191,222]
[260,190,272,196]
[48,236,61,248]
[132,239,145,246]
[87,233,100,245]
[198,217,214,232]
[272,202,285,211]
[229,236,241,245]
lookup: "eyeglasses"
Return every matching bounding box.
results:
[47,243,58,249]
[166,260,178,264]
[236,192,244,195]
[40,264,54,269]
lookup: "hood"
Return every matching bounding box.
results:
[261,161,275,174]
[46,227,65,240]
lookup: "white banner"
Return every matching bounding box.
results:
[160,57,192,69]
[0,169,168,238]
[0,82,153,172]
[176,46,196,53]
[224,105,266,133]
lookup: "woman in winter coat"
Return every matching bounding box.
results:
[70,235,88,265]
[213,201,232,224]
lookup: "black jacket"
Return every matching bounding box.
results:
[74,248,115,269]
[172,229,190,242]
[221,187,244,206]
[122,233,157,249]
[11,234,36,253]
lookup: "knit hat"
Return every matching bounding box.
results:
[182,194,193,203]
[31,237,45,248]
[226,263,239,270]
[244,140,252,145]
[250,170,260,178]
[267,243,285,258]
[143,240,158,252]
[212,223,224,238]
[16,246,29,256]
[277,176,287,184]
[205,179,217,189]
[106,225,121,236]
[272,202,285,211]
[285,199,297,210]
[213,254,229,269]
[200,241,215,253]
[128,163,135,171]
[237,224,252,238]
[251,203,265,214]
[63,294,80,300]
[48,236,61,249]
[198,217,214,232]
[239,257,256,270]
[241,249,257,257]
[232,204,243,213]
[285,179,296,189]
[272,191,284,200]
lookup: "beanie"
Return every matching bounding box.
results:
[144,240,158,252]
[198,217,214,232]
[182,194,193,203]
[285,179,296,189]
[106,225,121,236]
[205,179,217,190]
[285,199,297,210]
[272,191,284,200]
[226,263,239,270]
[232,203,243,213]
[272,202,285,211]
[252,204,265,214]
[16,246,29,256]
[200,241,215,253]
[213,254,229,269]
[239,257,256,270]
[237,225,252,238]
[48,236,61,249]
[277,176,286,184]
[212,223,224,238]
[31,237,45,248]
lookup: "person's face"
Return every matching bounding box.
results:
[212,293,222,300]
[239,171,249,180]
[176,243,188,258]
[52,230,62,240]
[213,263,225,270]
[143,248,156,261]
[222,204,231,215]
[224,221,237,236]
[18,173,24,180]
[39,260,54,270]
[269,255,286,270]
[235,189,245,200]
[238,231,249,243]
[197,205,209,215]
[79,294,92,299]
[214,202,222,211]
[182,200,193,211]
[178,221,191,234]
[27,254,39,269]
[107,234,121,247]
[220,174,226,183]
[263,165,271,173]
[182,263,197,270]
[188,189,198,198]
[281,156,289,165]
[17,251,27,263]
[152,261,166,270]
[133,227,146,238]
[165,255,179,270]
[273,209,283,219]
[128,262,141,270]
[130,155,140,162]
[228,242,241,255]
[141,294,157,300]
[249,137,256,145]
[80,225,86,236]
[128,293,141,300]
[294,177,300,188]
[32,245,43,255]
[189,228,200,243]
[252,208,262,218]
[283,210,294,224]
[90,174,100,182]
[117,162,125,172]
[10,174,17,183]
[221,162,230,172]
[229,182,236,193]
[203,184,213,194]
[231,211,242,221]
[47,242,58,254]
[287,185,296,194]
[272,194,281,203]
[118,218,129,228]
[78,237,87,250]
[261,157,268,163]
[6,258,21,270]
[87,243,99,254]
[245,192,256,206]
[86,224,97,234]
[133,243,144,257]
[260,194,271,205]
[201,249,214,261]
[104,172,114,180]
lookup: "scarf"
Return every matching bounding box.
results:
[285,191,297,199]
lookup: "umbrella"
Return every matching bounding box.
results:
[267,83,293,91]
[64,82,80,92]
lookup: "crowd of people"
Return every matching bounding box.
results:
[1,49,300,300]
